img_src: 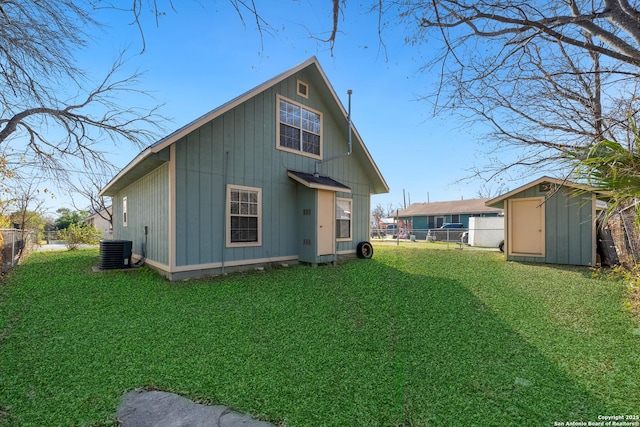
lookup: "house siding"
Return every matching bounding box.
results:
[104,58,387,279]
[112,163,170,267]
[172,69,374,268]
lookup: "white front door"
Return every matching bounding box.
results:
[317,190,335,256]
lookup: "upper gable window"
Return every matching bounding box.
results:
[277,95,322,158]
[297,80,309,98]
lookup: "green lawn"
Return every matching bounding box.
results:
[0,246,639,426]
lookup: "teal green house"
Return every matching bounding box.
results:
[396,198,503,240]
[100,57,389,279]
[486,176,599,266]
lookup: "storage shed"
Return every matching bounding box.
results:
[486,176,599,266]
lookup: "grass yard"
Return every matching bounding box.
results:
[0,246,639,426]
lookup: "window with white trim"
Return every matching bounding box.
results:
[277,96,321,158]
[227,185,262,247]
[336,198,352,240]
[122,196,128,227]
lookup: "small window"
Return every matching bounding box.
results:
[297,80,309,98]
[277,95,322,158]
[451,214,460,223]
[336,198,352,240]
[227,184,262,247]
[122,196,128,227]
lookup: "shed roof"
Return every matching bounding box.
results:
[396,198,503,218]
[485,176,602,209]
[100,57,389,197]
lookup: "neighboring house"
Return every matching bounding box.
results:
[395,198,503,239]
[83,207,113,239]
[370,216,396,237]
[100,57,389,280]
[486,176,600,266]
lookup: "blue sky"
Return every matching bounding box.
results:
[55,1,513,214]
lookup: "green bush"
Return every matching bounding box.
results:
[57,223,102,250]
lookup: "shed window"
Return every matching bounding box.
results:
[227,185,262,247]
[336,198,352,240]
[277,96,321,158]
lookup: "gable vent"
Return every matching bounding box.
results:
[297,80,309,98]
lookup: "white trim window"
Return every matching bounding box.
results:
[227,184,262,247]
[122,196,128,227]
[277,95,322,158]
[336,198,352,240]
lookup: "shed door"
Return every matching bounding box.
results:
[317,190,335,256]
[509,197,545,256]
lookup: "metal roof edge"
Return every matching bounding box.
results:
[99,148,153,196]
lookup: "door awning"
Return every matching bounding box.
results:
[287,170,351,193]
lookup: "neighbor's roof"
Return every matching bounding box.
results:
[82,206,112,221]
[485,176,603,208]
[100,56,389,196]
[395,198,502,218]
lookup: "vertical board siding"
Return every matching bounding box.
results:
[112,163,170,266]
[171,68,377,267]
[506,185,594,266]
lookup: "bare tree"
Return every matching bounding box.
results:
[387,1,640,180]
[1,0,351,188]
[113,0,345,51]
[68,170,114,228]
[476,181,509,199]
[9,180,47,232]
[4,177,50,259]
[405,1,640,70]
[371,203,386,238]
[0,1,165,183]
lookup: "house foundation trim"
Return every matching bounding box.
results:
[336,249,356,255]
[172,255,299,273]
[135,256,170,272]
[133,254,299,276]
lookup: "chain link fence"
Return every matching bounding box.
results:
[1,228,38,274]
[370,227,505,249]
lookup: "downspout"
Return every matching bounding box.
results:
[314,89,353,177]
[222,151,229,274]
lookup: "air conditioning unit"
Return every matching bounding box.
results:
[99,240,133,269]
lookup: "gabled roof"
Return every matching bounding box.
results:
[100,56,389,196]
[485,176,601,208]
[396,198,502,218]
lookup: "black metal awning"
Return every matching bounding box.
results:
[287,170,351,193]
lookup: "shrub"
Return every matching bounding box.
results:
[57,223,102,250]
